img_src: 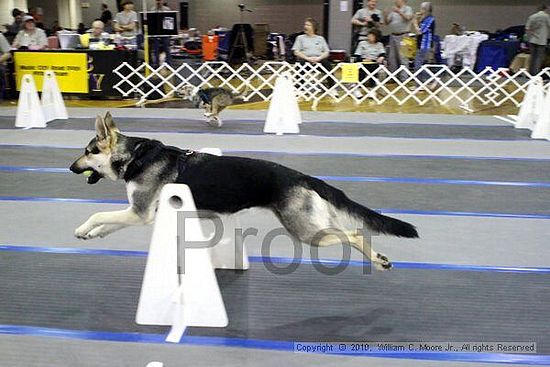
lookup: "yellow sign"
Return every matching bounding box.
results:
[340,63,359,83]
[15,52,89,93]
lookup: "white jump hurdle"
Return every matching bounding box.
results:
[136,148,248,343]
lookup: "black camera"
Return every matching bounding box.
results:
[238,4,245,10]
[371,13,380,23]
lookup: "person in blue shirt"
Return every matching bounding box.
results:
[412,2,435,88]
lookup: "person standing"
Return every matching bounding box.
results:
[150,0,172,67]
[114,0,138,37]
[412,2,435,88]
[351,0,384,46]
[384,0,414,78]
[7,8,24,34]
[526,4,550,75]
[100,3,113,33]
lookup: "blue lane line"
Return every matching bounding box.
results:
[2,165,550,189]
[378,208,550,220]
[0,196,128,204]
[0,324,548,365]
[1,244,550,274]
[34,127,537,142]
[315,175,550,188]
[1,195,549,219]
[0,244,147,257]
[2,144,550,162]
[0,165,69,173]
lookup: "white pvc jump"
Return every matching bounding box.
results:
[136,148,249,343]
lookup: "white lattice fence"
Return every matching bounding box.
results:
[113,61,550,110]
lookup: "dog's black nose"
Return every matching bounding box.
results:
[69,162,82,174]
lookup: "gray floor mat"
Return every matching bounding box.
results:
[2,146,548,183]
[1,171,549,215]
[0,252,548,354]
[0,117,532,140]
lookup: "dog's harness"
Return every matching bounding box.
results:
[123,139,195,182]
[197,90,211,105]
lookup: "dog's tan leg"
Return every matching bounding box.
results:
[311,230,391,271]
[85,224,128,239]
[75,207,148,240]
[349,232,392,270]
[204,104,212,117]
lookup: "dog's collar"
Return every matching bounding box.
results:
[123,140,195,182]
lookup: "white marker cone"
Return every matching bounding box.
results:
[15,74,46,129]
[531,85,550,140]
[41,70,68,122]
[515,76,544,130]
[264,72,301,135]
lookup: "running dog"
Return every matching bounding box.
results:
[69,112,418,270]
[178,85,243,128]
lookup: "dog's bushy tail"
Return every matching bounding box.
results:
[306,177,419,238]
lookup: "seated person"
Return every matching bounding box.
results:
[85,20,112,49]
[0,33,11,99]
[292,17,336,93]
[0,33,11,64]
[12,15,48,50]
[353,30,386,95]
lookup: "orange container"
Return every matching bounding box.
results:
[202,35,219,61]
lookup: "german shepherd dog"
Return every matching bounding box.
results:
[70,112,418,270]
[178,85,242,128]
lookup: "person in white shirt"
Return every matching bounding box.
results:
[12,15,47,50]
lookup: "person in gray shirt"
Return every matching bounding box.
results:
[384,0,413,78]
[114,0,138,37]
[351,0,384,41]
[292,17,336,92]
[0,33,11,64]
[526,4,550,75]
[12,15,47,50]
[0,33,10,100]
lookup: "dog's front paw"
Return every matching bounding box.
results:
[373,252,393,271]
[75,224,94,240]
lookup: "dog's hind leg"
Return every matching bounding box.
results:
[273,186,392,270]
[348,232,392,270]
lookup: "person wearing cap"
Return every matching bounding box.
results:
[114,0,138,37]
[12,14,48,50]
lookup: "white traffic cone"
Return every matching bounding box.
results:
[41,70,68,122]
[531,85,550,140]
[515,76,544,130]
[264,72,301,135]
[15,74,46,129]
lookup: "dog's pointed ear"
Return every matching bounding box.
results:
[104,111,119,132]
[95,115,109,141]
